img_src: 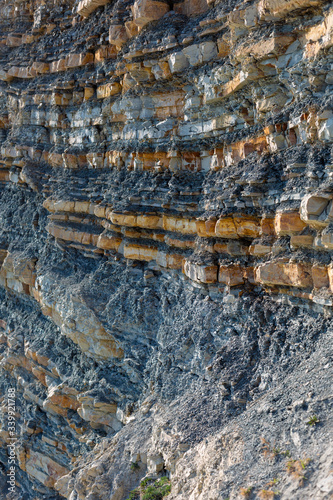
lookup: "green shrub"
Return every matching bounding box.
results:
[140,476,171,500]
[126,488,140,500]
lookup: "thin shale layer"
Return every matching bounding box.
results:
[0,0,332,498]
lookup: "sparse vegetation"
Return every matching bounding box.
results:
[286,458,311,485]
[261,437,273,458]
[306,415,319,426]
[130,461,140,472]
[141,476,171,500]
[258,490,278,499]
[260,438,290,459]
[265,478,279,488]
[126,489,140,500]
[127,476,171,500]
[240,485,253,498]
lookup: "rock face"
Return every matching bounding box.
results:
[0,0,332,498]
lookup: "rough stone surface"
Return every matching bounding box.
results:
[0,0,333,499]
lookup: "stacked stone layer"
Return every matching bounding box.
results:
[0,0,333,498]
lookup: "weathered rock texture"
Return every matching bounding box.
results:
[0,0,333,498]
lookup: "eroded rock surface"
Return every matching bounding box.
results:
[0,0,332,498]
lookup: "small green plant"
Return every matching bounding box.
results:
[286,458,311,485]
[126,488,140,500]
[300,458,311,469]
[240,485,253,498]
[130,461,140,471]
[265,478,279,488]
[261,438,290,459]
[135,476,171,500]
[140,478,152,488]
[306,415,319,426]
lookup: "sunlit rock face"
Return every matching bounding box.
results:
[0,0,333,498]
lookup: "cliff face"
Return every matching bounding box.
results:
[0,0,333,498]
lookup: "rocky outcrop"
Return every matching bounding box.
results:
[0,0,333,498]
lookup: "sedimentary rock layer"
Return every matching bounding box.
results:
[0,0,332,498]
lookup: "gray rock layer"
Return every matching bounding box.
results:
[0,0,332,498]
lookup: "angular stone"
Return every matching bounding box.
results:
[110,212,137,227]
[215,218,238,239]
[259,0,321,20]
[97,82,121,99]
[327,265,333,292]
[175,0,208,16]
[322,231,333,249]
[25,451,69,488]
[312,265,329,289]
[65,53,94,69]
[77,0,109,17]
[300,193,331,228]
[168,52,189,74]
[183,260,218,283]
[123,243,158,261]
[132,0,169,29]
[163,215,197,235]
[196,219,216,237]
[156,251,184,269]
[218,265,244,286]
[50,59,66,73]
[235,217,261,238]
[235,36,294,61]
[256,259,313,288]
[290,234,314,248]
[97,233,122,250]
[109,25,129,47]
[217,39,230,57]
[136,214,163,229]
[274,212,306,236]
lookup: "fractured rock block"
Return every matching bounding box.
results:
[109,25,129,47]
[156,251,184,269]
[123,243,158,261]
[318,117,333,142]
[235,217,261,238]
[183,41,217,66]
[97,233,122,250]
[110,212,137,227]
[163,215,197,235]
[312,265,329,289]
[132,0,169,29]
[215,218,238,239]
[25,451,69,488]
[168,52,189,74]
[65,53,94,69]
[50,59,66,73]
[174,0,209,16]
[300,193,331,228]
[183,260,218,283]
[274,212,306,236]
[218,265,244,286]
[321,231,333,250]
[235,35,295,61]
[7,66,34,79]
[259,0,321,20]
[77,0,109,17]
[196,219,216,237]
[255,259,313,288]
[97,82,121,99]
